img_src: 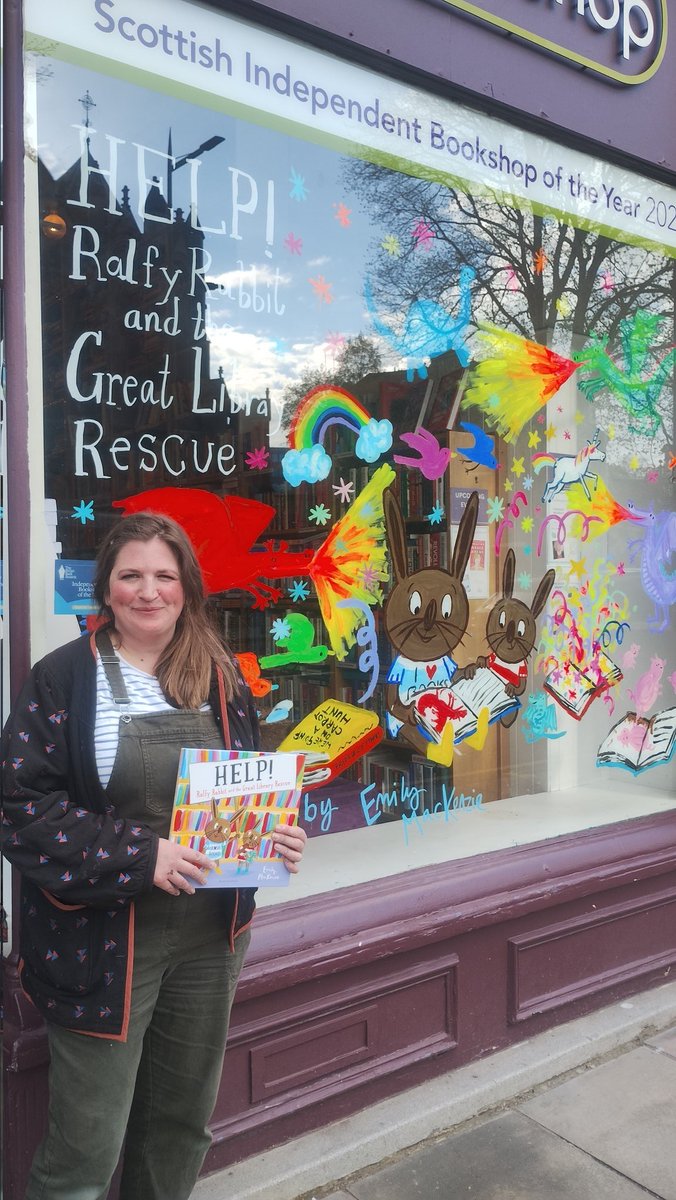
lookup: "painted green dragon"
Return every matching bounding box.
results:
[573,310,675,435]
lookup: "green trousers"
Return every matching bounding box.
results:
[26,889,250,1200]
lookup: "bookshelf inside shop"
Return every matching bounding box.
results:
[212,358,509,833]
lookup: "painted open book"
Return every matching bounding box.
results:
[278,699,383,789]
[170,748,304,886]
[414,667,520,744]
[544,652,622,720]
[596,707,676,774]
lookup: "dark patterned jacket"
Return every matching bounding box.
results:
[1,632,258,1038]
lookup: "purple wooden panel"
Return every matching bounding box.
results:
[215,949,458,1132]
[250,1004,379,1101]
[508,888,676,1023]
[225,0,676,174]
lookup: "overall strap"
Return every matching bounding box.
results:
[216,666,232,749]
[95,629,130,706]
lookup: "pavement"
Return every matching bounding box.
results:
[195,979,676,1200]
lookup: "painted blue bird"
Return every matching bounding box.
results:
[456,421,498,470]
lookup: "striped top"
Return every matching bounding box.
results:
[95,651,176,787]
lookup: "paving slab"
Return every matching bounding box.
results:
[520,1045,676,1200]
[646,1024,676,1060]
[325,1111,653,1199]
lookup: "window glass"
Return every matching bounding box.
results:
[24,1,676,885]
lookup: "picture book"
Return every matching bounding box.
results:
[170,748,304,886]
[414,667,520,745]
[278,699,383,789]
[543,652,623,720]
[596,707,676,774]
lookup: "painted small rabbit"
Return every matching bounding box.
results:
[383,486,479,763]
[465,549,555,728]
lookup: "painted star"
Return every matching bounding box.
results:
[503,478,513,493]
[308,275,333,304]
[616,562,626,576]
[646,469,659,483]
[574,411,585,425]
[283,232,303,255]
[289,168,308,201]
[487,496,505,523]
[382,234,400,256]
[533,248,547,274]
[607,424,616,440]
[555,296,571,316]
[518,572,531,590]
[270,618,292,643]
[71,500,94,525]
[326,331,346,353]
[629,455,640,471]
[569,557,587,579]
[427,505,445,526]
[332,477,355,503]
[412,219,435,250]
[544,424,557,440]
[309,503,332,526]
[333,202,352,227]
[511,457,525,477]
[563,430,571,440]
[360,564,381,590]
[527,431,541,448]
[288,580,310,602]
[521,516,534,533]
[537,413,545,424]
[522,475,534,492]
[245,446,270,470]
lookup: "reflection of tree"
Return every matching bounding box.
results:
[281,334,382,429]
[345,160,673,351]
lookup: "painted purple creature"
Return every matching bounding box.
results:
[626,503,676,632]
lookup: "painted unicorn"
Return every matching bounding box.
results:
[532,430,605,503]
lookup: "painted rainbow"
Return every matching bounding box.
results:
[289,385,371,449]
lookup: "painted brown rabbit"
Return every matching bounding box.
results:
[383,486,479,757]
[465,548,555,728]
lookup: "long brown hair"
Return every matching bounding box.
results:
[93,512,240,708]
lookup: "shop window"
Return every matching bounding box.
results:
[23,3,675,894]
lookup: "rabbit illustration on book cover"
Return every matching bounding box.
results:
[383,486,479,765]
[464,549,555,728]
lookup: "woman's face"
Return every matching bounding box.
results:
[105,537,185,650]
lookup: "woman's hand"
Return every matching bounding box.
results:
[153,837,214,895]
[272,822,308,874]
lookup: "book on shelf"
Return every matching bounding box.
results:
[543,652,622,720]
[170,748,304,886]
[278,699,383,789]
[596,707,676,774]
[414,667,520,744]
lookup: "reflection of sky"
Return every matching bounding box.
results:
[34,57,380,401]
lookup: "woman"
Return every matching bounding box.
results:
[1,512,307,1200]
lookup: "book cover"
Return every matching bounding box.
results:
[278,699,383,789]
[170,748,305,886]
[414,667,520,744]
[596,707,676,774]
[544,652,622,720]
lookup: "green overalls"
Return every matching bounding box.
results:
[26,650,250,1200]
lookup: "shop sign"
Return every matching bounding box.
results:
[429,0,667,84]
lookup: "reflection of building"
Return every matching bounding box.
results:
[39,140,239,557]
